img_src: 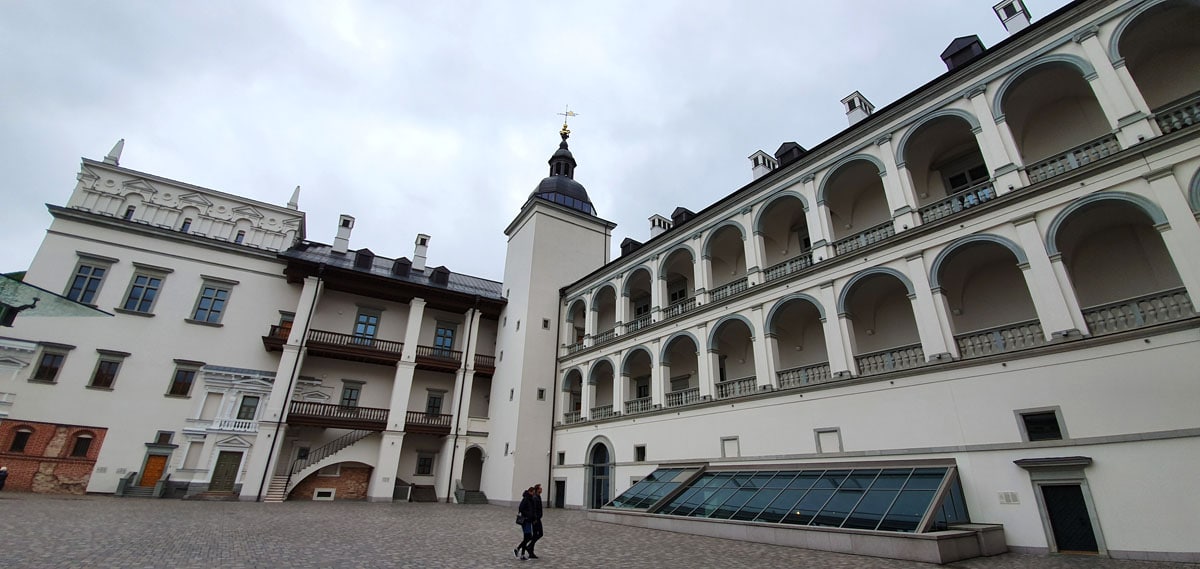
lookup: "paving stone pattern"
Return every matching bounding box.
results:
[0,493,1191,569]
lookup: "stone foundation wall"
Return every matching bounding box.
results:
[288,465,371,501]
[0,419,106,494]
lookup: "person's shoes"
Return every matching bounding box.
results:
[514,548,522,559]
[528,553,539,559]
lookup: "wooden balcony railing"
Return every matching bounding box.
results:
[855,344,926,376]
[261,324,290,351]
[918,181,997,224]
[710,278,749,302]
[662,297,698,320]
[474,353,496,375]
[304,329,404,366]
[404,411,453,435]
[624,396,653,415]
[955,320,1046,359]
[715,376,758,399]
[833,220,896,255]
[1154,92,1200,135]
[763,252,814,283]
[1082,288,1194,337]
[777,363,833,390]
[665,387,701,408]
[287,401,388,431]
[1025,134,1120,183]
[415,345,462,372]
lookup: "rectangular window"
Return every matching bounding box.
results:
[635,445,647,462]
[416,452,435,476]
[89,358,122,389]
[537,388,546,401]
[557,452,565,466]
[120,265,172,314]
[179,218,193,232]
[190,284,231,324]
[234,230,246,244]
[123,206,136,220]
[65,263,109,305]
[425,391,444,415]
[353,311,380,344]
[542,318,550,329]
[1020,410,1064,441]
[340,382,362,407]
[155,431,174,445]
[10,430,32,452]
[434,323,456,356]
[167,362,202,397]
[237,396,260,420]
[668,282,686,303]
[635,378,650,399]
[32,350,67,382]
[71,436,93,458]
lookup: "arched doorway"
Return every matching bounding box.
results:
[587,441,613,509]
[461,446,483,491]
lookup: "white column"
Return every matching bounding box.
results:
[1111,60,1154,117]
[877,135,919,232]
[614,369,628,415]
[743,214,763,286]
[929,290,961,359]
[616,290,629,333]
[748,305,775,389]
[802,174,834,263]
[582,369,595,420]
[818,282,854,377]
[696,324,715,399]
[367,432,405,502]
[1075,28,1157,145]
[1145,170,1200,300]
[905,255,953,361]
[584,293,598,345]
[696,255,711,303]
[1013,217,1081,339]
[1048,254,1090,335]
[652,273,666,321]
[652,360,667,409]
[965,85,1025,193]
[371,295,427,502]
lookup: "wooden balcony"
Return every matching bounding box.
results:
[415,345,463,373]
[287,401,388,431]
[261,324,290,352]
[307,329,405,366]
[474,353,496,376]
[405,410,452,436]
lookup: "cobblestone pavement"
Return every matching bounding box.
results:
[0,493,1192,569]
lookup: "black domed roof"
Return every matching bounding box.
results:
[529,128,596,216]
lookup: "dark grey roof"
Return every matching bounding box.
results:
[282,242,504,300]
[941,35,983,59]
[532,175,591,203]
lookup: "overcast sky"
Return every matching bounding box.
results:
[1,0,1070,283]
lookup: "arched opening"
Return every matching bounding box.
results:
[588,359,616,420]
[823,159,893,255]
[461,446,484,492]
[624,268,654,332]
[587,441,613,509]
[592,286,618,342]
[1053,198,1192,335]
[564,299,587,348]
[1116,0,1200,111]
[706,225,747,297]
[934,239,1043,357]
[710,317,758,399]
[1000,61,1114,181]
[661,249,697,318]
[901,115,994,223]
[561,369,583,423]
[842,272,924,375]
[758,195,814,281]
[662,334,700,407]
[622,348,654,414]
[768,296,831,387]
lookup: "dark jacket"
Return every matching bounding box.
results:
[518,491,534,520]
[0,469,7,490]
[531,491,543,521]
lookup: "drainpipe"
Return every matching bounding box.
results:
[444,296,479,502]
[546,289,565,506]
[257,264,323,502]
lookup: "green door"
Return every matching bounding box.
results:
[210,451,242,492]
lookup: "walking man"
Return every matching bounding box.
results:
[527,484,545,558]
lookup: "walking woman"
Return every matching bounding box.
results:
[514,487,536,560]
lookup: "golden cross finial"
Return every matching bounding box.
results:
[557,105,579,138]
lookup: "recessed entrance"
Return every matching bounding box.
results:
[588,443,611,509]
[210,451,242,492]
[1041,484,1099,553]
[140,455,167,487]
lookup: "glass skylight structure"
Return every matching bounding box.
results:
[606,466,968,534]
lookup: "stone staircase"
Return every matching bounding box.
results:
[121,486,155,498]
[263,476,289,503]
[186,491,238,501]
[459,490,488,504]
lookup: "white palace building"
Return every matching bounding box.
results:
[1,0,1199,563]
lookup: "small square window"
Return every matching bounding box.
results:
[32,351,68,382]
[416,452,435,476]
[425,390,445,415]
[10,429,32,453]
[1020,410,1063,441]
[89,358,122,389]
[167,365,200,397]
[340,382,363,407]
[119,264,172,314]
[556,452,565,466]
[542,318,550,329]
[537,388,546,401]
[509,388,515,401]
[71,435,93,458]
[635,445,646,462]
[65,260,111,305]
[155,431,174,445]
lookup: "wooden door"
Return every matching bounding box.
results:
[210,451,242,492]
[140,455,168,487]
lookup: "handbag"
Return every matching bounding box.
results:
[515,514,525,525]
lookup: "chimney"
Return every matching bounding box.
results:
[413,234,430,273]
[332,214,355,254]
[941,36,986,72]
[994,0,1031,35]
[841,91,875,126]
[649,214,673,238]
[748,150,778,180]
